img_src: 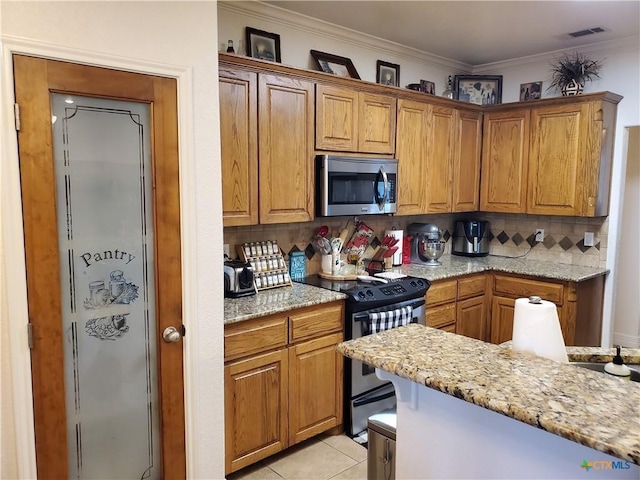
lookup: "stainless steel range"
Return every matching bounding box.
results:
[295,275,430,437]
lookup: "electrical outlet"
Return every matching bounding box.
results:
[223,243,230,257]
[535,229,544,242]
[584,232,595,247]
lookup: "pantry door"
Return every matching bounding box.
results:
[14,55,185,479]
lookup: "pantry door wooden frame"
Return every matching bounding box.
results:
[13,54,185,479]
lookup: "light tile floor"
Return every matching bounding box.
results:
[227,434,367,480]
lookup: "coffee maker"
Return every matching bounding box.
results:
[408,223,444,265]
[452,220,490,257]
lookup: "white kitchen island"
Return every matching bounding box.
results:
[337,324,640,479]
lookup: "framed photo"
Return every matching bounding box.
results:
[420,79,436,95]
[376,60,400,87]
[310,50,360,79]
[246,27,281,63]
[454,75,503,105]
[520,81,543,101]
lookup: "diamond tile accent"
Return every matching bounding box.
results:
[559,236,574,251]
[543,236,557,249]
[526,233,536,248]
[443,230,451,241]
[576,239,591,253]
[304,243,316,260]
[488,231,495,241]
[287,245,301,257]
[497,231,509,244]
[371,236,381,248]
[511,233,524,246]
[595,242,601,251]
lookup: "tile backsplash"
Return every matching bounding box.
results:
[224,213,608,274]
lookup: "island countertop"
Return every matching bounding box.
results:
[337,324,640,465]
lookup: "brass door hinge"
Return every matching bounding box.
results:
[27,322,33,349]
[14,103,21,131]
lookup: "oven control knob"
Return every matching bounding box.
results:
[366,290,374,296]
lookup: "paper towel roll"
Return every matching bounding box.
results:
[385,229,404,266]
[512,297,569,363]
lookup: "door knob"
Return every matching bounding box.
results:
[162,326,182,343]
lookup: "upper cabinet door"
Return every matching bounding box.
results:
[259,74,315,224]
[219,69,259,226]
[480,109,530,213]
[527,103,590,216]
[358,92,396,154]
[453,110,482,212]
[395,99,430,215]
[315,85,358,151]
[425,105,455,213]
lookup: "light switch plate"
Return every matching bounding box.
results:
[584,232,595,247]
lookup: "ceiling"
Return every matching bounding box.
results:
[265,1,640,66]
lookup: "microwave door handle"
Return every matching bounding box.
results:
[375,166,388,210]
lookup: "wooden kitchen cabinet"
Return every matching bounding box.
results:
[315,84,396,154]
[481,93,621,216]
[259,74,315,223]
[425,279,457,331]
[288,332,343,445]
[396,99,430,215]
[224,349,288,473]
[224,301,344,474]
[424,105,456,212]
[219,68,258,226]
[453,109,483,212]
[480,108,530,213]
[487,273,605,346]
[219,66,315,225]
[396,99,481,215]
[456,274,488,341]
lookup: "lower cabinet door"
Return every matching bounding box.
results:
[456,295,487,341]
[288,332,343,446]
[225,349,289,474]
[490,296,516,344]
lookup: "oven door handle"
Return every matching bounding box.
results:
[353,299,426,323]
[353,387,395,408]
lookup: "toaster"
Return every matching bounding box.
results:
[224,260,256,298]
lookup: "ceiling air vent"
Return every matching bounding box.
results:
[568,27,606,38]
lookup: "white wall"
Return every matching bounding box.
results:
[218,2,640,347]
[1,1,225,478]
[612,127,640,347]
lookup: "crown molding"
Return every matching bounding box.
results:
[473,35,640,73]
[218,1,472,72]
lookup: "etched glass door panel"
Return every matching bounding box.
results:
[51,94,161,479]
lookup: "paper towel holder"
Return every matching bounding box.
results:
[528,296,542,304]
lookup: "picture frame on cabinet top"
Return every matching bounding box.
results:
[377,60,400,87]
[454,74,503,105]
[246,27,281,63]
[520,81,543,101]
[420,80,436,95]
[310,50,361,79]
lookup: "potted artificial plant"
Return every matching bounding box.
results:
[548,52,603,96]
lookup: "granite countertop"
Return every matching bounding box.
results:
[392,254,609,283]
[337,324,640,465]
[224,282,346,325]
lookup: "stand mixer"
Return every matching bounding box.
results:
[408,223,445,265]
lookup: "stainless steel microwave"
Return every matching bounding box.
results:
[316,155,398,217]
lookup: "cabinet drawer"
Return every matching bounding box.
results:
[426,303,456,329]
[493,275,564,305]
[289,302,344,343]
[426,280,457,306]
[457,275,486,300]
[224,315,288,362]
